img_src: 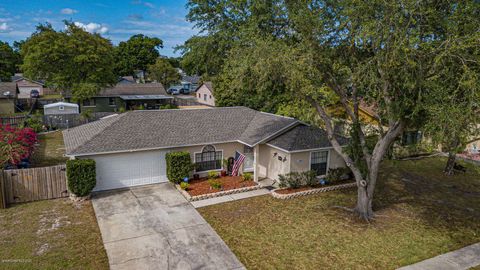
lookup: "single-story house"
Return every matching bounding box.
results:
[65,82,173,112]
[63,107,348,191]
[181,75,201,93]
[195,82,215,106]
[0,82,18,114]
[14,77,45,99]
[44,102,79,115]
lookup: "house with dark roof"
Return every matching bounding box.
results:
[63,107,348,191]
[195,82,215,106]
[0,82,18,114]
[66,82,173,112]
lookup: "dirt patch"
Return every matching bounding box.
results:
[186,176,257,196]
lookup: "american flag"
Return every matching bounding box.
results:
[231,151,246,176]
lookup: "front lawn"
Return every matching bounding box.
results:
[198,157,480,270]
[30,131,68,167]
[0,199,108,270]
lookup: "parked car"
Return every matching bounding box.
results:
[170,88,181,95]
[30,89,40,98]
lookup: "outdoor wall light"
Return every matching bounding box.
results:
[273,152,277,157]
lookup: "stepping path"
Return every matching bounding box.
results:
[397,242,480,270]
[191,188,271,208]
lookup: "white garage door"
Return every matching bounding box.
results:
[89,150,168,191]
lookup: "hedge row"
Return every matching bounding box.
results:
[66,159,96,197]
[166,152,192,184]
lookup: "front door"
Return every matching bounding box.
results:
[243,146,254,171]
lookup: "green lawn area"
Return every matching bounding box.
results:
[199,157,480,270]
[30,131,68,168]
[0,199,108,270]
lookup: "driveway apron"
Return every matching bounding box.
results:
[91,183,245,270]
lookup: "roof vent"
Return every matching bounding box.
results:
[3,91,11,96]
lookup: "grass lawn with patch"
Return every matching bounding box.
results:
[0,199,108,270]
[30,131,68,167]
[198,157,480,270]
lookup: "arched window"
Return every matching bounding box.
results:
[195,145,223,172]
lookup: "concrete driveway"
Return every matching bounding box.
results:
[91,183,245,270]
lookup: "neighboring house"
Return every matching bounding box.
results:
[66,82,173,112]
[0,82,18,114]
[63,107,348,191]
[44,102,79,115]
[195,82,215,106]
[118,76,135,84]
[181,75,201,93]
[14,78,45,99]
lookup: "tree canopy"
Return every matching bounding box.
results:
[147,58,180,88]
[0,41,20,82]
[183,0,480,219]
[114,34,163,76]
[20,22,118,101]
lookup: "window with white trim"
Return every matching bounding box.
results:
[195,145,222,172]
[310,151,328,176]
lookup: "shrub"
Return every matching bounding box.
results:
[23,116,44,133]
[208,171,219,179]
[166,152,192,184]
[278,172,303,189]
[208,179,222,189]
[118,107,126,113]
[180,182,190,190]
[160,104,178,110]
[66,159,96,197]
[242,172,253,181]
[303,170,318,187]
[326,168,348,183]
[0,125,37,167]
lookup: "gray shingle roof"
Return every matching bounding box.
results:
[267,125,349,152]
[63,107,299,156]
[64,83,167,98]
[0,82,18,99]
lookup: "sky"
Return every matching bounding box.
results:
[0,0,198,56]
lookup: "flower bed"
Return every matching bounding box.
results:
[175,176,262,201]
[272,182,357,200]
[187,176,256,196]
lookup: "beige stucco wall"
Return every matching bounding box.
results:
[18,86,43,98]
[174,142,245,177]
[290,149,346,174]
[466,139,479,153]
[196,85,215,106]
[257,144,291,180]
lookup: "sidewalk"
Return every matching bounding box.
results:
[397,242,480,270]
[190,188,271,208]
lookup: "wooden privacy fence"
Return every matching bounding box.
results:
[0,165,68,208]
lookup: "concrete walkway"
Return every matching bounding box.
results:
[398,242,480,270]
[92,183,245,270]
[191,188,271,208]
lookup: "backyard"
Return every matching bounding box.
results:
[0,199,108,270]
[29,131,68,168]
[198,157,480,270]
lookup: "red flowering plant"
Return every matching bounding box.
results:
[0,125,38,167]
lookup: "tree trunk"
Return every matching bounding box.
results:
[444,152,456,175]
[354,184,373,220]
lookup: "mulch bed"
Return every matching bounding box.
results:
[275,180,355,194]
[186,176,257,196]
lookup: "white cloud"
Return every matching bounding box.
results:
[0,22,9,31]
[74,22,109,34]
[61,8,78,15]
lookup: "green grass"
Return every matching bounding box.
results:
[0,199,108,270]
[198,157,480,270]
[30,131,68,167]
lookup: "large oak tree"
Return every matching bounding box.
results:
[21,22,117,101]
[184,0,480,219]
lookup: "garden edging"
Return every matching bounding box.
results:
[175,183,263,201]
[271,182,357,200]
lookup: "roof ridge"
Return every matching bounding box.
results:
[66,114,125,154]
